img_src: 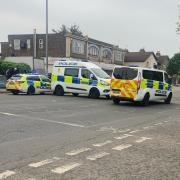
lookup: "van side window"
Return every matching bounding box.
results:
[81,69,91,79]
[143,70,163,82]
[64,68,79,77]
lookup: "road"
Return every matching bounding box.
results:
[0,89,180,180]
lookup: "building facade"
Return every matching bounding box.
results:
[1,33,125,72]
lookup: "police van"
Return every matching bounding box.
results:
[110,66,173,106]
[51,60,111,98]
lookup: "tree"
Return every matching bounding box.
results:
[166,53,180,76]
[69,25,83,36]
[52,24,83,36]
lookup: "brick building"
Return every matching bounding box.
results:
[1,33,125,72]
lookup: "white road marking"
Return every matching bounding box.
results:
[114,134,133,140]
[143,126,154,129]
[93,140,112,147]
[154,123,163,126]
[129,130,140,134]
[86,152,110,161]
[52,163,81,174]
[0,112,85,128]
[97,127,117,133]
[135,137,152,143]
[0,170,16,179]
[0,112,17,116]
[112,144,132,151]
[66,148,91,156]
[118,129,131,133]
[164,121,169,123]
[29,157,60,168]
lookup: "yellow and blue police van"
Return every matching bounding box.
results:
[110,66,173,106]
[6,74,51,95]
[51,60,111,98]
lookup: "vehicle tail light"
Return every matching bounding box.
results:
[137,73,141,93]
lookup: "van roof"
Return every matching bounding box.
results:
[114,65,166,73]
[53,60,101,69]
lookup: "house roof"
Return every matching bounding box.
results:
[124,50,157,62]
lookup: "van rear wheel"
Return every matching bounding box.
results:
[113,98,120,104]
[164,93,172,104]
[53,85,64,96]
[142,93,150,106]
[27,86,35,95]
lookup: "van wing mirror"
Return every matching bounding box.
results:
[90,74,94,80]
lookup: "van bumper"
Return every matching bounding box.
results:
[111,95,134,102]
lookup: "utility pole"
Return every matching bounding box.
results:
[33,28,36,71]
[45,0,48,75]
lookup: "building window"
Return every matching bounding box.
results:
[115,51,123,61]
[39,39,43,49]
[72,39,85,54]
[103,49,112,59]
[88,46,99,57]
[27,39,31,49]
[14,39,20,50]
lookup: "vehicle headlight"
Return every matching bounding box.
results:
[100,80,109,86]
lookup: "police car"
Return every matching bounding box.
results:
[110,66,173,106]
[6,74,51,95]
[51,60,111,98]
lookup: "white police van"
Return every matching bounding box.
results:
[51,60,111,98]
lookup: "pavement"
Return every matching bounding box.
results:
[0,91,180,179]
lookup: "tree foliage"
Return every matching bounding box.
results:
[166,53,180,76]
[0,61,31,75]
[52,24,83,36]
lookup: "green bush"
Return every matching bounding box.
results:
[0,61,31,75]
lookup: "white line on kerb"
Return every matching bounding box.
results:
[66,148,91,156]
[114,134,133,140]
[112,144,132,151]
[135,137,151,143]
[52,163,81,174]
[0,170,16,179]
[93,140,112,147]
[29,157,60,168]
[86,152,110,161]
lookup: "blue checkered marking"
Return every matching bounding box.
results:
[158,82,164,90]
[27,80,34,86]
[72,77,80,84]
[58,76,64,82]
[89,80,98,86]
[147,80,153,88]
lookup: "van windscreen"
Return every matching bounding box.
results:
[113,67,138,80]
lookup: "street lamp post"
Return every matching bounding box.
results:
[45,0,48,75]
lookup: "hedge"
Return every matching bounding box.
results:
[0,61,31,75]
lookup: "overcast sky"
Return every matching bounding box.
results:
[0,0,180,57]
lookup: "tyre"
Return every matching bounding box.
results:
[142,93,150,106]
[72,93,79,97]
[27,86,35,95]
[112,98,120,104]
[12,90,19,95]
[164,93,172,104]
[106,95,110,99]
[89,88,100,99]
[53,85,64,96]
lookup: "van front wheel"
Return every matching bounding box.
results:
[142,93,150,106]
[53,85,64,96]
[164,93,172,104]
[89,88,100,99]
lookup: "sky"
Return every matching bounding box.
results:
[0,0,180,57]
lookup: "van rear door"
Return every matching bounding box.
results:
[111,67,138,99]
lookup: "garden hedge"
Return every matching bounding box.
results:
[0,61,31,75]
